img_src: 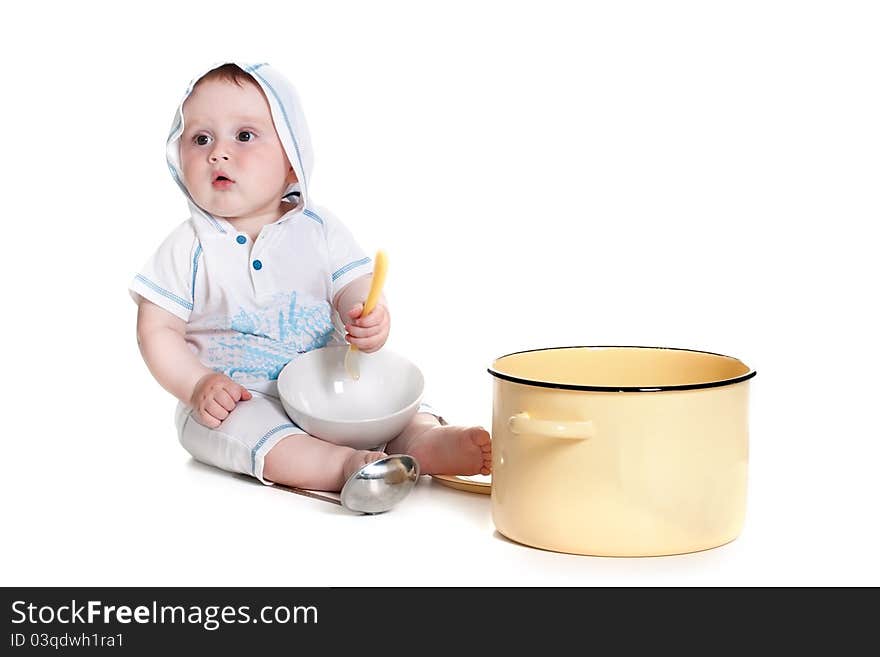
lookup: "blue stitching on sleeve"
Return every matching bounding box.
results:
[251,423,298,475]
[134,274,194,311]
[331,257,371,282]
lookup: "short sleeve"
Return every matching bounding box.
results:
[317,206,374,301]
[128,221,200,322]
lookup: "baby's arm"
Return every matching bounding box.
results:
[333,274,390,353]
[136,299,251,427]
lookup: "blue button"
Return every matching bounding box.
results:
[236,235,247,244]
[252,260,262,270]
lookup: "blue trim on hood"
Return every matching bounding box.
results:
[191,243,203,303]
[302,209,324,225]
[168,119,181,143]
[246,66,307,190]
[166,164,227,233]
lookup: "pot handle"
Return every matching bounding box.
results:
[508,412,594,440]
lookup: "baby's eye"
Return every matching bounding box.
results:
[194,134,212,146]
[237,130,255,142]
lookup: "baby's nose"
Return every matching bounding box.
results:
[209,143,230,162]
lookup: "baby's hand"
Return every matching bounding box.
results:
[190,373,252,428]
[345,302,390,353]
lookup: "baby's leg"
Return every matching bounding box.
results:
[263,434,386,492]
[385,413,491,476]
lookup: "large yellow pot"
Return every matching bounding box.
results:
[488,346,756,557]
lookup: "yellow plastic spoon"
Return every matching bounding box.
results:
[344,250,388,381]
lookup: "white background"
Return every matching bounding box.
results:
[1,0,877,586]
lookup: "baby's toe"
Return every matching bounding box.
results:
[343,450,387,480]
[469,427,491,446]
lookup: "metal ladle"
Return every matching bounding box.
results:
[274,454,420,514]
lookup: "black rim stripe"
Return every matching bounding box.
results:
[486,345,757,393]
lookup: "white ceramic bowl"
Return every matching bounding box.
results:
[276,345,425,449]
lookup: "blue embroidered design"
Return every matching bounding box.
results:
[204,292,336,381]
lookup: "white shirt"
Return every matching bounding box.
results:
[130,201,372,392]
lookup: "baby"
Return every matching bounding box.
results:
[131,62,491,491]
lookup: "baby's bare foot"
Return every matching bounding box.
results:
[342,449,387,482]
[407,425,491,476]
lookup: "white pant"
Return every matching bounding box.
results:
[176,389,441,484]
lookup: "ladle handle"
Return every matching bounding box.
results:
[508,412,594,440]
[274,483,342,506]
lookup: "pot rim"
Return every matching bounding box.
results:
[487,345,757,392]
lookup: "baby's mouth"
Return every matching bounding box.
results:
[212,175,235,189]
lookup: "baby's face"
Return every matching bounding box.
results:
[180,78,294,221]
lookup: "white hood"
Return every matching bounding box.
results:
[165,61,314,225]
